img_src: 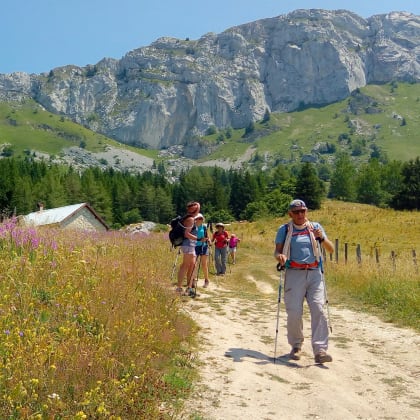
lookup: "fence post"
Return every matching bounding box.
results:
[413,249,418,274]
[356,244,362,265]
[335,239,339,264]
[375,247,380,266]
[391,250,396,273]
[344,243,348,264]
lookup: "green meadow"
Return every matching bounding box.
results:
[0,200,418,417]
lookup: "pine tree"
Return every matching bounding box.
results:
[391,157,420,210]
[329,153,357,201]
[294,163,325,209]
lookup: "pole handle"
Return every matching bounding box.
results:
[276,262,285,271]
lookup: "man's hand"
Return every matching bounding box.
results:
[276,253,287,266]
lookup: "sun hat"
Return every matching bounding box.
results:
[195,213,204,220]
[215,222,224,228]
[289,199,307,210]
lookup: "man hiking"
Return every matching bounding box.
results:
[273,199,334,364]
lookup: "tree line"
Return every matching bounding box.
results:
[0,155,418,228]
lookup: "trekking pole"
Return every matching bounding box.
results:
[317,241,332,333]
[187,254,202,298]
[274,262,284,363]
[192,254,202,297]
[208,244,215,274]
[170,247,181,283]
[227,249,232,274]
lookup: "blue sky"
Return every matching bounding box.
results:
[2,0,420,74]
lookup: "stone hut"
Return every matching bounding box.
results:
[21,203,109,232]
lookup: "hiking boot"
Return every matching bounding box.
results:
[289,347,301,360]
[203,280,209,288]
[188,288,196,297]
[175,287,183,294]
[314,351,333,364]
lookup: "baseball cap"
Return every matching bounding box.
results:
[289,199,307,210]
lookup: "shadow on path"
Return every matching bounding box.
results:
[224,348,312,368]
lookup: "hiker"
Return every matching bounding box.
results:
[176,201,201,296]
[273,199,334,364]
[212,222,229,275]
[192,213,210,288]
[228,233,241,264]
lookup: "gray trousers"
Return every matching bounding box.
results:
[214,246,227,274]
[283,268,329,355]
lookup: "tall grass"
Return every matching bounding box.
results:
[328,259,419,329]
[0,219,196,418]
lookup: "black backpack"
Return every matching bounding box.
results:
[169,215,188,247]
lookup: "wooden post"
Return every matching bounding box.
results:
[344,243,348,264]
[375,248,380,266]
[356,244,362,265]
[391,250,396,273]
[335,239,339,264]
[413,249,418,274]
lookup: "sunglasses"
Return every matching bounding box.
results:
[291,209,306,214]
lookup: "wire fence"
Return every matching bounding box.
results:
[325,240,418,274]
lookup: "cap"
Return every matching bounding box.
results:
[195,213,204,220]
[289,199,307,210]
[215,222,224,228]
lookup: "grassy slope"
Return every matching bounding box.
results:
[204,82,420,163]
[0,100,157,158]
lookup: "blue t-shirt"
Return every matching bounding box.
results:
[274,222,327,264]
[196,225,207,246]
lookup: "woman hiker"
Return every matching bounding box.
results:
[212,222,229,275]
[228,233,241,264]
[175,201,201,296]
[192,213,211,288]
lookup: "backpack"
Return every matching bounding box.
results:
[169,215,187,247]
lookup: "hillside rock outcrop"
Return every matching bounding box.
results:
[1,9,419,150]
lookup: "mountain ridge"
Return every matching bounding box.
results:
[1,9,420,159]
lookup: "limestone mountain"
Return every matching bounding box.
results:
[1,9,419,152]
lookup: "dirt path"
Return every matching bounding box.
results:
[179,278,420,420]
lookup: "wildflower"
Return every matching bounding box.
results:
[47,393,60,400]
[96,402,109,415]
[4,330,10,335]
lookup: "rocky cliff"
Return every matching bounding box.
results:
[1,9,419,150]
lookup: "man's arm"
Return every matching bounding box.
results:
[274,242,287,266]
